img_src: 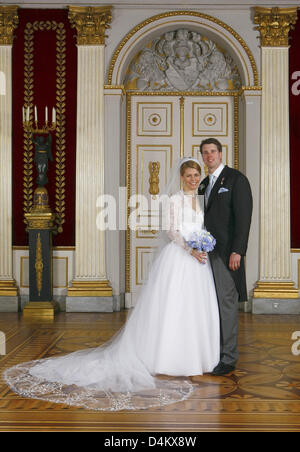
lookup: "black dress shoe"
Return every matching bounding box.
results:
[211,362,235,376]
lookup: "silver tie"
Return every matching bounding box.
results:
[205,175,215,203]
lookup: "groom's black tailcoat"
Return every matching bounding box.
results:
[198,165,253,301]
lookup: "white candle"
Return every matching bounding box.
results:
[52,107,56,124]
[45,106,48,122]
[34,105,37,122]
[26,106,30,121]
[22,106,25,122]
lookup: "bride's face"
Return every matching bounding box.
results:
[181,167,201,192]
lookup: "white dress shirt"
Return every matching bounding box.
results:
[210,162,225,182]
[205,163,225,203]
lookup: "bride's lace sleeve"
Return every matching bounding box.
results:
[166,196,193,254]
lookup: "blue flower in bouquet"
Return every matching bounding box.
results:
[186,230,216,252]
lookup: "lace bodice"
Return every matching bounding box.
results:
[166,190,204,253]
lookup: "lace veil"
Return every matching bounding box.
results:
[155,156,204,251]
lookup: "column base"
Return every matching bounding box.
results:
[67,280,113,297]
[0,280,18,296]
[0,281,19,312]
[0,295,20,312]
[66,296,114,312]
[23,301,59,319]
[252,297,300,314]
[253,281,299,299]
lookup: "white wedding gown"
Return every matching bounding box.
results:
[3,191,220,411]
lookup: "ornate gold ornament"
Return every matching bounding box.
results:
[68,6,112,45]
[148,161,160,196]
[25,187,55,230]
[23,21,66,234]
[35,233,43,297]
[254,6,298,47]
[0,5,18,45]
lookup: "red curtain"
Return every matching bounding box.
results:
[12,9,77,246]
[289,10,300,248]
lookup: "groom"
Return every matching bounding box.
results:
[198,138,253,376]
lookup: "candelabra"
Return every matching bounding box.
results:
[22,104,58,319]
[22,105,56,133]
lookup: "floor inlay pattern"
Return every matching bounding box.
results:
[0,312,300,431]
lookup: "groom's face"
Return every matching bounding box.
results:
[201,143,222,174]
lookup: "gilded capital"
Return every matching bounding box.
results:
[68,5,112,45]
[0,5,18,45]
[254,6,298,47]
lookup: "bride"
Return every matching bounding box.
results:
[3,157,220,411]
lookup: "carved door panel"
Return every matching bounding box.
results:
[183,95,236,175]
[128,94,236,307]
[128,95,181,306]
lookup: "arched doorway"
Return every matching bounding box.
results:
[104,11,260,308]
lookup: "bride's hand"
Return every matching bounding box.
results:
[191,249,207,264]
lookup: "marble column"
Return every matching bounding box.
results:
[104,85,126,311]
[66,6,114,312]
[252,7,300,314]
[0,6,19,312]
[240,87,261,312]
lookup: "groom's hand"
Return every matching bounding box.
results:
[229,252,241,271]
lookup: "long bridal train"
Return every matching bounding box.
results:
[3,191,220,411]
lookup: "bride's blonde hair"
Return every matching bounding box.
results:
[180,160,201,176]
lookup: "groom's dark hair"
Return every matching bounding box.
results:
[200,138,222,154]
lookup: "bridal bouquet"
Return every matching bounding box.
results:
[186,230,216,253]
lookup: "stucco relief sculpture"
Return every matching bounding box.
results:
[124,29,241,92]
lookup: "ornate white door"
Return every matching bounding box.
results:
[127,93,237,307]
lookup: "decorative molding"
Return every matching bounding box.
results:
[35,233,43,297]
[104,84,125,92]
[108,11,258,87]
[68,5,112,46]
[180,96,184,157]
[67,280,112,297]
[233,94,239,170]
[0,6,18,45]
[253,281,299,299]
[0,280,18,296]
[126,95,131,293]
[127,90,242,97]
[254,6,298,47]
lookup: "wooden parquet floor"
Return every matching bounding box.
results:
[0,311,300,432]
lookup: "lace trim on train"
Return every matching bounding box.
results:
[3,361,194,411]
